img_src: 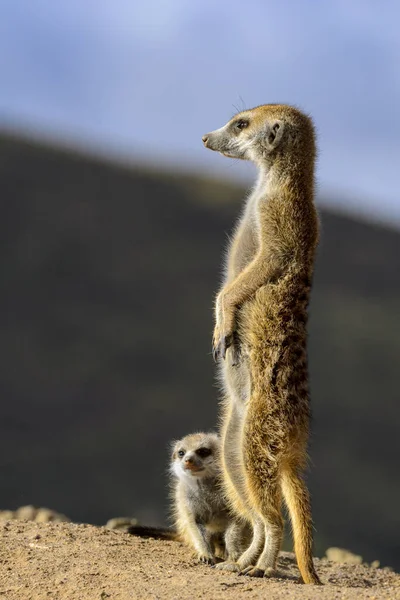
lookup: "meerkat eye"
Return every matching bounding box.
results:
[196,447,212,458]
[177,450,185,458]
[235,119,249,131]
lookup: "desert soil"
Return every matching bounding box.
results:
[0,520,398,600]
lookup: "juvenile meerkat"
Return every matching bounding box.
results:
[129,432,249,564]
[202,104,321,584]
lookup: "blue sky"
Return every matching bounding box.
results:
[1,0,399,224]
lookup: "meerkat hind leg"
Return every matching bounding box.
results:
[235,517,266,572]
[240,507,283,578]
[216,516,265,573]
[220,355,251,504]
[216,357,260,573]
[223,520,246,562]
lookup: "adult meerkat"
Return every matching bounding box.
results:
[129,432,250,564]
[202,104,321,584]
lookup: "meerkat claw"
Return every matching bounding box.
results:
[199,555,216,566]
[212,343,219,362]
[213,334,233,362]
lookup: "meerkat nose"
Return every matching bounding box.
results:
[202,135,209,145]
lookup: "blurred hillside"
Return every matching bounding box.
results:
[0,132,399,569]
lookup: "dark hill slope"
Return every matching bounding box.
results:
[0,132,399,568]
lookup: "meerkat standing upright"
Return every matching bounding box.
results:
[202,104,321,584]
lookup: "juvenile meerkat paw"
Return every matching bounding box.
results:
[214,561,240,573]
[198,553,216,566]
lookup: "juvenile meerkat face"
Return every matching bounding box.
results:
[202,104,313,164]
[171,433,220,482]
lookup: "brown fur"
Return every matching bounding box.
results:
[203,104,321,584]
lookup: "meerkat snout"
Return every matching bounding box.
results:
[183,455,198,470]
[202,132,221,152]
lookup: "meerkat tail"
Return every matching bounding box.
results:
[280,468,321,585]
[127,524,179,541]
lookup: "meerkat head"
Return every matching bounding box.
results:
[202,104,315,165]
[170,432,220,482]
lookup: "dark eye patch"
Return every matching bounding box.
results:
[235,119,249,131]
[196,447,212,458]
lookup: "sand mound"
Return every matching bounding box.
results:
[0,520,398,600]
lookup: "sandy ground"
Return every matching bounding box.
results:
[0,520,398,600]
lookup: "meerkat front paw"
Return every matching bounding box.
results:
[213,291,238,362]
[213,329,241,366]
[212,327,234,362]
[198,553,216,566]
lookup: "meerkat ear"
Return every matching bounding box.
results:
[170,440,178,459]
[266,120,284,150]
